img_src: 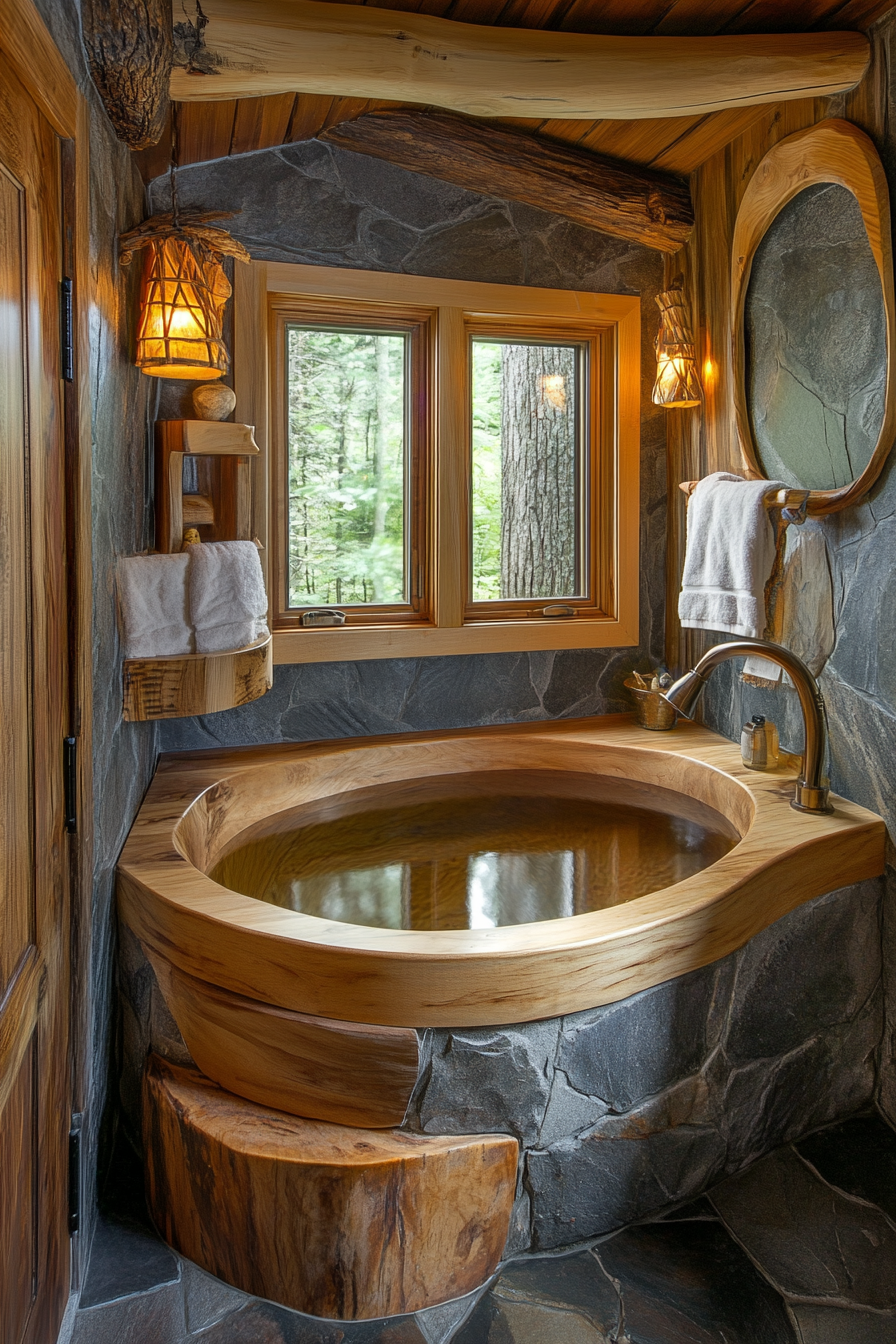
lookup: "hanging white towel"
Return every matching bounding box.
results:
[678,472,784,639]
[117,553,194,658]
[188,540,270,654]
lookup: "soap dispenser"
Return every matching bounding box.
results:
[740,714,779,771]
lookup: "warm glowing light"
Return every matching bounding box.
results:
[538,372,567,412]
[653,354,702,408]
[652,283,702,409]
[136,237,230,380]
[702,356,717,389]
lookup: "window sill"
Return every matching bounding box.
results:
[272,614,639,665]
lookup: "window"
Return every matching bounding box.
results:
[238,264,640,663]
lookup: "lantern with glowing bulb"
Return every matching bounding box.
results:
[135,236,230,380]
[652,280,702,409]
[119,209,251,381]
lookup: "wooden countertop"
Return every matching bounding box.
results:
[117,714,885,1027]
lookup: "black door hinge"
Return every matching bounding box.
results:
[63,736,77,834]
[60,277,73,383]
[68,1118,82,1235]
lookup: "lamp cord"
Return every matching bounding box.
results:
[169,103,180,229]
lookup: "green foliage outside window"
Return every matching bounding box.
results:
[286,326,407,607]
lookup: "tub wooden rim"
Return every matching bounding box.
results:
[117,715,886,1026]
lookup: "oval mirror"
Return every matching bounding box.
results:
[731,120,896,514]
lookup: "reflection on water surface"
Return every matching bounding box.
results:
[210,770,738,931]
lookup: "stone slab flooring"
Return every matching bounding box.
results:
[69,1111,896,1344]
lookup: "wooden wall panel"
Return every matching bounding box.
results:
[177,98,237,165]
[663,21,891,672]
[230,93,297,156]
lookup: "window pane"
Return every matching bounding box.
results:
[471,339,582,602]
[286,326,407,607]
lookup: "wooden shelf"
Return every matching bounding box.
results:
[122,634,272,723]
[155,420,259,554]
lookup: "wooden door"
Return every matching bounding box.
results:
[0,54,71,1344]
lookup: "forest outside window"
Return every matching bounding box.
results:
[255,265,639,661]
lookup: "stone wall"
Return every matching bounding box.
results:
[145,140,667,752]
[32,0,158,1274]
[404,879,883,1251]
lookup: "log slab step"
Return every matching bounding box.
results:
[143,1055,518,1321]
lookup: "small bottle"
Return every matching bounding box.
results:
[741,714,780,771]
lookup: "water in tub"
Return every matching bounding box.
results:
[209,770,739,932]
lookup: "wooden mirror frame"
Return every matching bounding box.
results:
[731,119,896,515]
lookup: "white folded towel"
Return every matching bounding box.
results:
[117,553,194,658]
[188,540,270,654]
[678,472,784,639]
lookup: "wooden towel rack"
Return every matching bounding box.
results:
[679,481,810,523]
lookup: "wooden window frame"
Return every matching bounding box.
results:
[270,297,435,629]
[236,261,640,665]
[463,318,609,623]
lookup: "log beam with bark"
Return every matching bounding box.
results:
[168,0,869,120]
[322,110,693,251]
[82,0,172,149]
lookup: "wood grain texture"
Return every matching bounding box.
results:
[168,0,869,119]
[730,118,896,515]
[321,109,693,251]
[116,717,885,1028]
[131,0,890,180]
[80,0,172,149]
[0,43,74,1344]
[143,1055,517,1319]
[155,420,258,553]
[663,23,892,671]
[148,953,420,1126]
[0,0,79,136]
[180,420,260,454]
[122,634,272,722]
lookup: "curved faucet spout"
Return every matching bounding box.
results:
[661,639,832,815]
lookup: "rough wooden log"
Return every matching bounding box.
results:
[82,0,172,150]
[143,1055,518,1319]
[322,110,692,251]
[168,0,869,121]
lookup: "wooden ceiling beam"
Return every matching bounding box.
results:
[169,0,869,120]
[320,109,693,250]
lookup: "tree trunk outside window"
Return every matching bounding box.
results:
[500,343,578,599]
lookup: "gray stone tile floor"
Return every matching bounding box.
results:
[70,1110,896,1343]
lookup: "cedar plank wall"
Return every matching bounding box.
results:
[663,19,892,676]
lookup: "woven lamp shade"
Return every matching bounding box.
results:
[136,237,230,380]
[652,286,701,409]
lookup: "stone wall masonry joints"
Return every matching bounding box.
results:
[146,139,667,754]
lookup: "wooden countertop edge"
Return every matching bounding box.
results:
[116,719,886,1026]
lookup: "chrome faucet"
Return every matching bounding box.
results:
[661,639,832,815]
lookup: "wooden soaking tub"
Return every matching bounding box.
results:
[118,714,886,1320]
[119,715,884,1033]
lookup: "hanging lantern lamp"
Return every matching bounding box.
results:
[135,235,230,380]
[119,109,250,381]
[652,278,702,409]
[119,214,250,381]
